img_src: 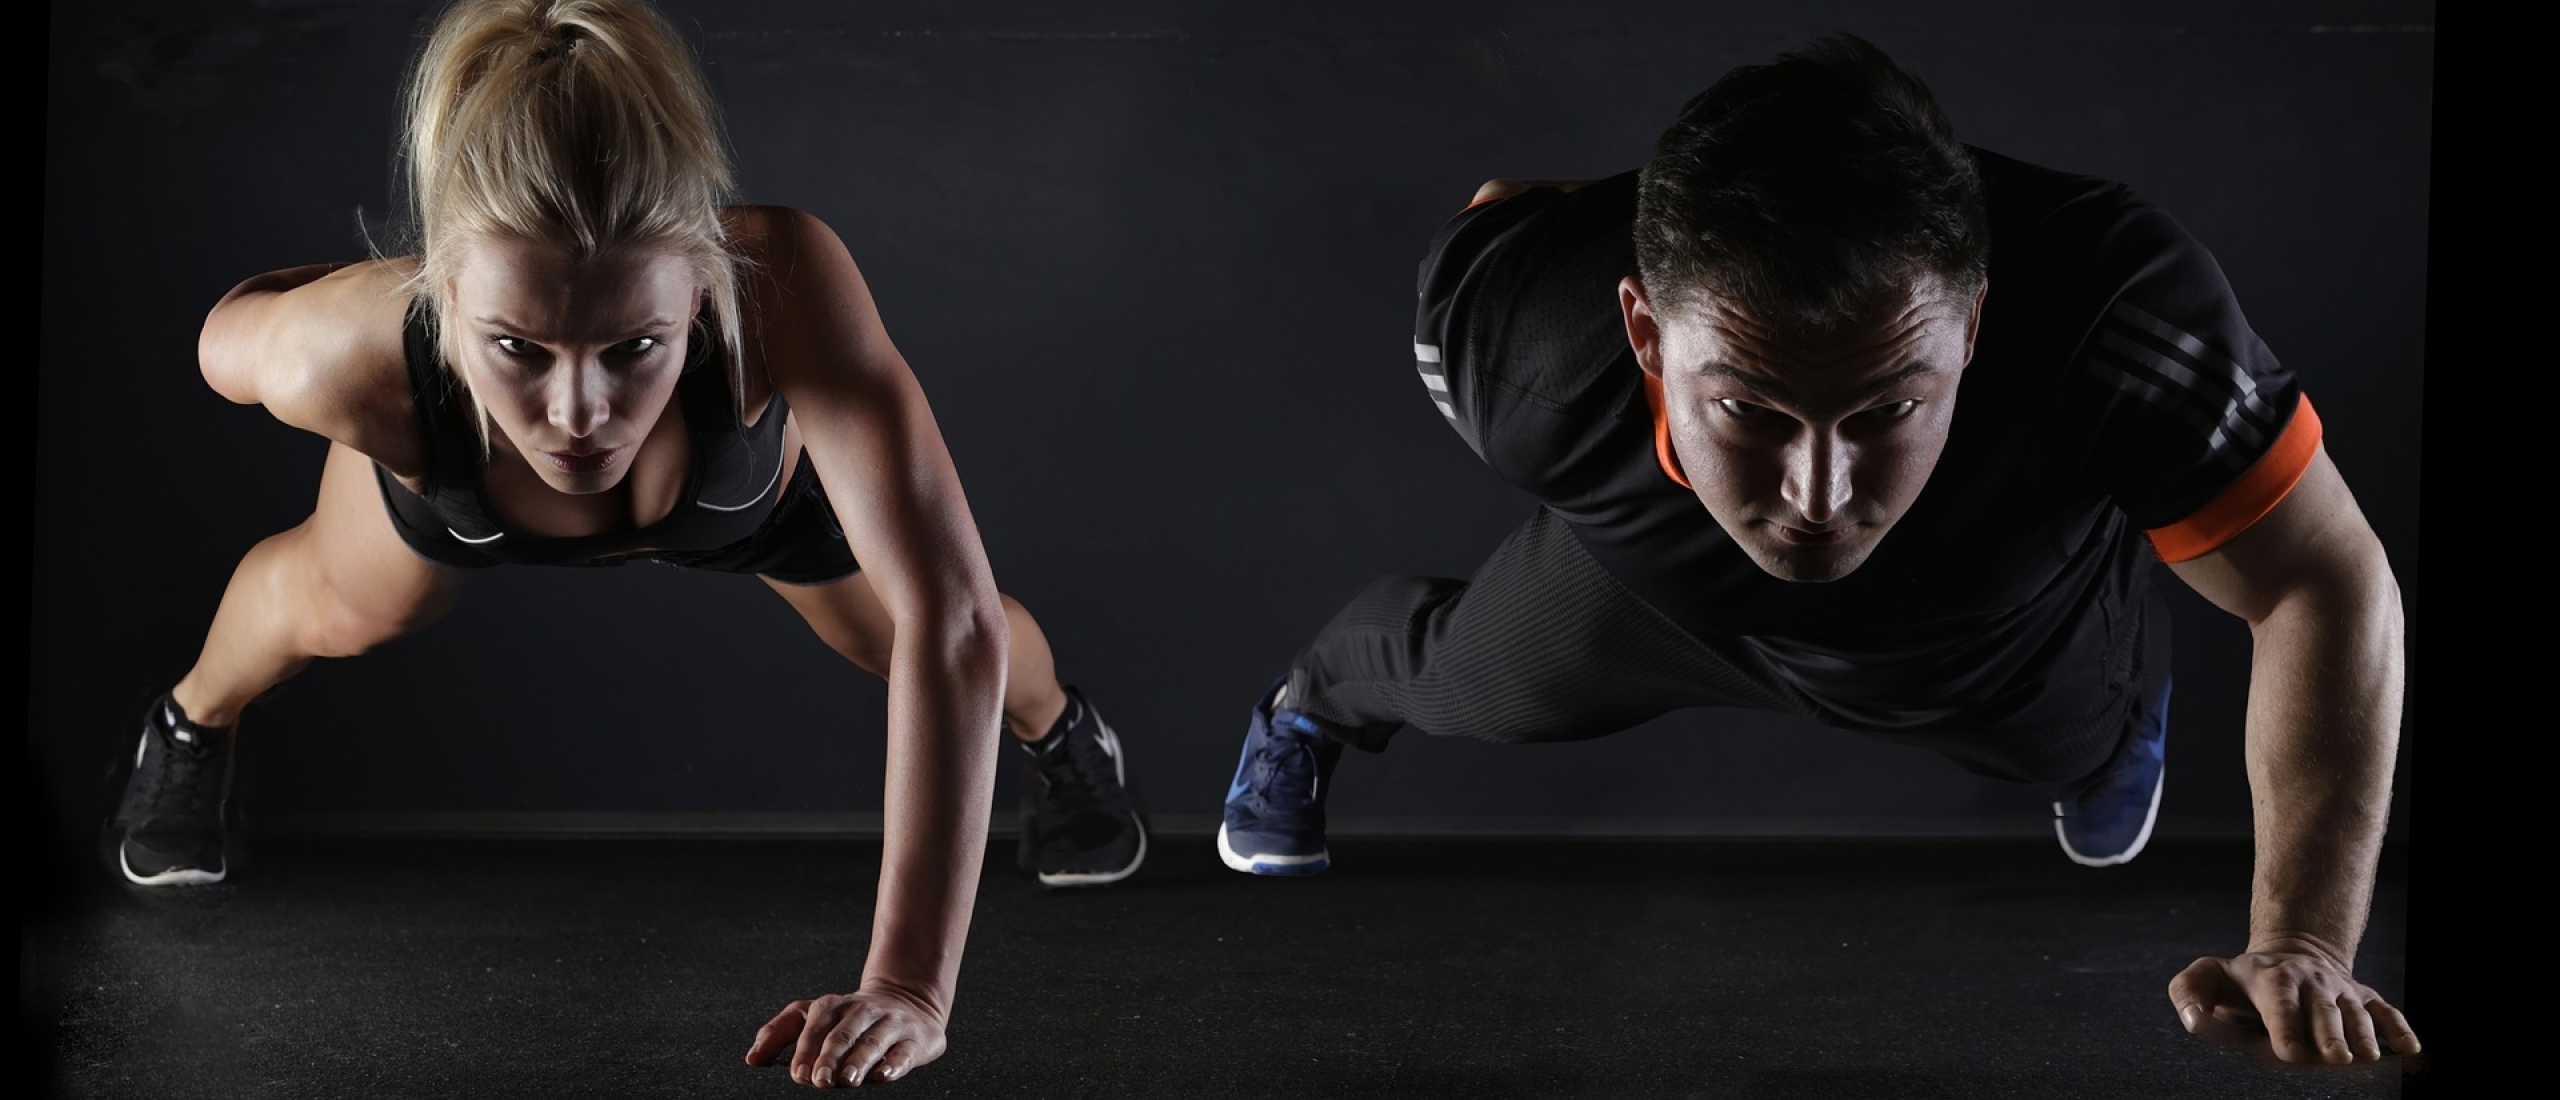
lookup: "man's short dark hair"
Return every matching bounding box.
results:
[1634,34,1989,331]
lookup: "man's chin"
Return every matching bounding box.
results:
[1745,541,1876,583]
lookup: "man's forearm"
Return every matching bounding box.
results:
[2239,575,2404,966]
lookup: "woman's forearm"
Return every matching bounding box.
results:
[859,605,1009,1015]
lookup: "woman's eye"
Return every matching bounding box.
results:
[620,336,662,355]
[492,336,534,356]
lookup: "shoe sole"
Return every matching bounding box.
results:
[113,722,230,887]
[2054,766,2164,868]
[1037,818,1147,888]
[119,845,225,886]
[1030,709,1148,888]
[1216,822,1329,876]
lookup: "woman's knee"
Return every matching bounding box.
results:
[299,576,454,658]
[763,574,898,675]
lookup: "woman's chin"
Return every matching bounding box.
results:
[529,447,629,494]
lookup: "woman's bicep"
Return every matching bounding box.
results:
[754,215,998,626]
[788,341,997,628]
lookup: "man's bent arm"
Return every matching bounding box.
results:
[2163,445,2418,1064]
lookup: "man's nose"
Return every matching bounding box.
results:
[1781,429,1852,525]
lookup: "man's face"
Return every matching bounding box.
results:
[1620,275,1984,583]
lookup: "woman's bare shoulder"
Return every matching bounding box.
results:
[208,256,419,373]
[717,205,913,404]
[202,256,428,471]
[722,205,866,287]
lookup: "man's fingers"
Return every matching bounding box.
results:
[2167,957,2235,1032]
[746,1001,810,1066]
[2369,996,2422,1055]
[2340,996,2383,1062]
[2210,1000,2260,1026]
[2169,954,2419,1065]
[2242,979,2312,1064]
[2306,995,2352,1065]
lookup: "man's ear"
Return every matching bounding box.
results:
[1962,278,1988,366]
[1620,275,1664,379]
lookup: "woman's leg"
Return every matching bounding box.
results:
[119,443,469,884]
[763,574,1144,886]
[759,574,1068,743]
[171,443,468,726]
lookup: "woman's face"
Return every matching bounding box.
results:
[446,234,701,495]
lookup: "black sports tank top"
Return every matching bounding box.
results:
[372,303,791,567]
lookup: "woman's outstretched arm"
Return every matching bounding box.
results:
[734,206,1009,1089]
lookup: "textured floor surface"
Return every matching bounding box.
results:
[24,834,2424,1099]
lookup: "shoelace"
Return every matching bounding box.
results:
[2071,738,2161,830]
[138,736,217,827]
[1055,734,1137,813]
[1243,725,1318,818]
[1036,752,1097,808]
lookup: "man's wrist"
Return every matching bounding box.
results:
[2241,930,2355,970]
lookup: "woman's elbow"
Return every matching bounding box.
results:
[197,295,272,405]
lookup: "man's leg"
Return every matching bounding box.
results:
[2054,589,2178,867]
[1220,508,1804,874]
[1290,509,1794,750]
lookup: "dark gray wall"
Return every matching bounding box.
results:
[37,1,2432,837]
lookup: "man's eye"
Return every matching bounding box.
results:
[1716,399,1772,420]
[1873,398,1922,421]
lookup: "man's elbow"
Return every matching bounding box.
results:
[2324,525,2403,639]
[2257,536,2403,654]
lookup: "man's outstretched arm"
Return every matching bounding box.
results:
[2163,444,2418,1064]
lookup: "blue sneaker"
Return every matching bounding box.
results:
[2054,682,2169,867]
[1217,679,1343,876]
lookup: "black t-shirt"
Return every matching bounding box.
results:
[1410,149,2310,745]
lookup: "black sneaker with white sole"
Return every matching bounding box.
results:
[109,693,235,886]
[1014,687,1146,887]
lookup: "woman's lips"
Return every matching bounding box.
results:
[546,447,619,474]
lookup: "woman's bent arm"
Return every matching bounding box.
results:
[200,259,423,474]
